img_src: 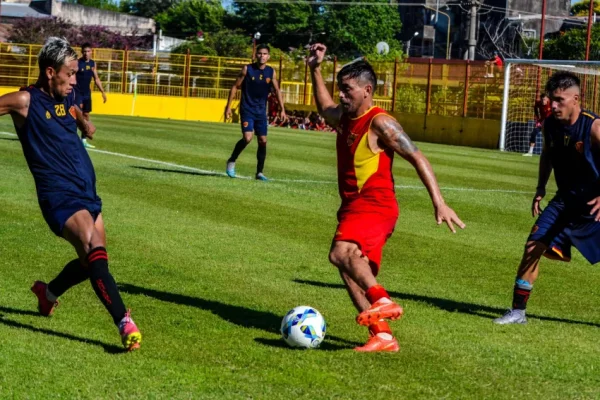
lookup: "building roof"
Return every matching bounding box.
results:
[0,3,49,18]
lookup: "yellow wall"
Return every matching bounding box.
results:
[0,87,236,123]
[0,87,500,148]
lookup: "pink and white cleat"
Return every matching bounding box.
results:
[119,309,142,351]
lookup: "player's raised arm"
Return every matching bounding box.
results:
[371,114,465,233]
[308,44,342,128]
[73,104,96,139]
[92,66,107,103]
[271,70,287,122]
[224,65,247,121]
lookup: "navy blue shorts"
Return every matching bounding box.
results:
[241,116,267,136]
[76,92,92,113]
[528,196,600,264]
[39,197,102,237]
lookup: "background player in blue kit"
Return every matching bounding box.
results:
[75,42,107,149]
[224,44,286,181]
[495,71,600,325]
[0,37,141,351]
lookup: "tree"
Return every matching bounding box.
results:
[155,0,224,37]
[323,0,403,58]
[543,25,600,60]
[231,0,320,51]
[171,30,251,58]
[64,0,119,12]
[571,0,600,16]
[120,0,180,18]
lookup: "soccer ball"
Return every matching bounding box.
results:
[280,306,326,349]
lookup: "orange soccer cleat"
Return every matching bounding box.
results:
[356,299,403,326]
[354,334,400,352]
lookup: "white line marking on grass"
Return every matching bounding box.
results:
[0,131,532,195]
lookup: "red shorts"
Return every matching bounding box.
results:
[334,204,398,276]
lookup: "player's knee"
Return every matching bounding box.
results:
[525,240,546,256]
[329,243,360,268]
[243,134,253,143]
[258,136,267,146]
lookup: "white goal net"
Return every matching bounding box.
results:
[500,59,600,153]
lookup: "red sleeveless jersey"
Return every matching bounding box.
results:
[336,106,396,208]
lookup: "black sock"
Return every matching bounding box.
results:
[228,139,248,163]
[87,247,127,326]
[512,279,533,310]
[48,259,89,298]
[257,143,267,174]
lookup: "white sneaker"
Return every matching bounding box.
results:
[523,153,533,157]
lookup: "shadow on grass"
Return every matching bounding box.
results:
[119,283,360,350]
[0,137,18,141]
[0,306,124,354]
[293,279,600,328]
[132,166,224,178]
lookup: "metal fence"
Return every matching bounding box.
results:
[0,43,505,120]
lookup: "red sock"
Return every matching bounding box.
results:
[365,284,390,304]
[369,320,392,336]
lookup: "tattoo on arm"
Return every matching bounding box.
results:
[377,117,418,156]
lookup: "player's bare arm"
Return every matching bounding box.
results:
[74,105,96,139]
[271,70,287,122]
[533,129,553,217]
[308,44,342,128]
[587,119,600,221]
[92,67,107,103]
[0,91,30,128]
[371,114,465,233]
[224,65,247,120]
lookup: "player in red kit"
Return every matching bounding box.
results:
[308,44,465,352]
[524,93,552,156]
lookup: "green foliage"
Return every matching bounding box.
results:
[64,0,119,11]
[570,0,600,16]
[395,84,426,113]
[231,0,320,51]
[155,0,224,37]
[171,30,251,58]
[120,0,180,18]
[543,25,600,60]
[323,0,403,58]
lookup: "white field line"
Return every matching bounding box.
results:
[0,131,532,194]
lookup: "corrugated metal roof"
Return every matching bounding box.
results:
[0,3,50,18]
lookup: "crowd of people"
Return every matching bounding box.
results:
[268,93,333,131]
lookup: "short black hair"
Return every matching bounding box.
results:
[545,71,580,94]
[540,93,548,99]
[337,60,377,90]
[256,44,270,53]
[81,43,92,51]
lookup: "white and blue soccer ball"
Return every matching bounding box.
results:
[280,306,326,349]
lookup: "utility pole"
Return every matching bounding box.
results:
[469,1,480,60]
[463,1,480,61]
[585,0,594,61]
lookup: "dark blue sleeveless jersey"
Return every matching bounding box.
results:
[75,58,95,95]
[14,86,99,205]
[544,110,600,202]
[240,64,273,118]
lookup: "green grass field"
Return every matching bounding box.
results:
[1,115,599,399]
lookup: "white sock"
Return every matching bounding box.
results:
[528,147,534,154]
[45,287,57,302]
[376,332,393,340]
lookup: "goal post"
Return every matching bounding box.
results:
[499,59,600,152]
